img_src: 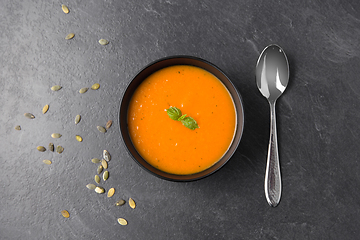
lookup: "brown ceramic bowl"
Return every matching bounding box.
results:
[119,56,244,181]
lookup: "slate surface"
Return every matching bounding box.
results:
[1,0,360,239]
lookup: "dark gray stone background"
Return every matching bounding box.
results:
[1,0,359,239]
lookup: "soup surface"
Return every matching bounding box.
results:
[128,65,236,175]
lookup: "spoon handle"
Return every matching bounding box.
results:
[265,101,282,207]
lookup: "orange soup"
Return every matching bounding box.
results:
[128,65,236,175]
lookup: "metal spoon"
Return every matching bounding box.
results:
[256,44,289,207]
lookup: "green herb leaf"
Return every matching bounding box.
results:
[166,106,199,130]
[177,114,187,121]
[181,117,199,130]
[167,107,182,120]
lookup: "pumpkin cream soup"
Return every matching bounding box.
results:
[128,65,236,175]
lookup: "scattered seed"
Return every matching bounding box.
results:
[42,104,49,114]
[129,198,136,209]
[97,126,106,133]
[61,210,70,218]
[117,218,127,225]
[99,39,109,45]
[95,175,100,184]
[115,199,126,206]
[106,120,112,130]
[103,170,109,181]
[75,115,81,124]
[65,33,75,40]
[79,87,88,94]
[43,160,52,165]
[56,145,64,154]
[97,165,103,174]
[49,143,54,152]
[61,4,69,14]
[101,159,108,169]
[37,146,46,152]
[75,135,83,142]
[51,133,62,138]
[92,158,100,164]
[14,125,21,130]
[91,83,100,90]
[95,186,105,194]
[24,113,35,119]
[51,85,62,91]
[107,188,115,197]
[86,184,96,190]
[103,150,111,161]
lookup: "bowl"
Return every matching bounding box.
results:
[119,56,244,181]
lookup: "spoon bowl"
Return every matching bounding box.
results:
[256,44,289,207]
[256,45,289,102]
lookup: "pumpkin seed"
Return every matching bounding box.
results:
[75,115,81,124]
[61,4,69,14]
[43,160,52,165]
[115,199,126,206]
[106,120,112,130]
[24,113,35,119]
[86,184,96,190]
[14,125,21,130]
[99,39,109,45]
[92,158,100,164]
[61,210,70,218]
[37,146,46,152]
[51,85,62,91]
[95,186,105,194]
[49,143,54,152]
[97,165,103,174]
[129,198,136,209]
[95,175,100,184]
[103,150,111,161]
[56,145,64,154]
[107,188,115,197]
[51,133,62,138]
[75,135,83,142]
[117,218,127,225]
[79,87,88,94]
[65,33,75,40]
[101,159,108,169]
[91,83,100,90]
[103,170,109,181]
[97,126,106,133]
[42,104,49,114]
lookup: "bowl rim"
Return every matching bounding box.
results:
[119,55,244,181]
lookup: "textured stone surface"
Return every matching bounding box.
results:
[1,0,360,239]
